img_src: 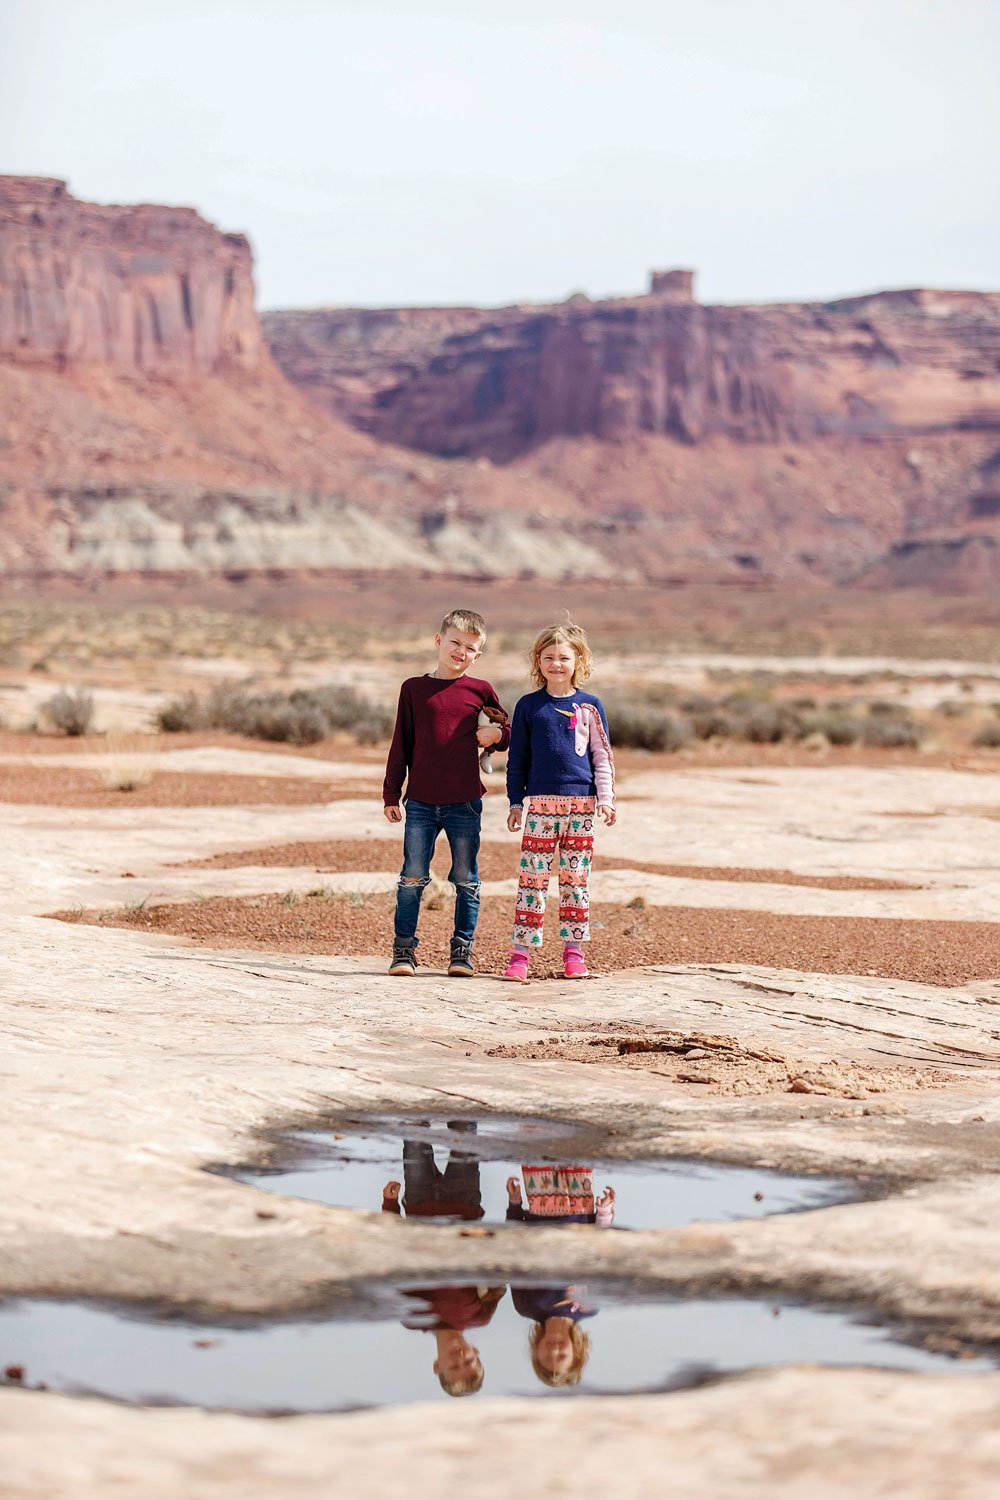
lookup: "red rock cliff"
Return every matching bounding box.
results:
[0,177,261,373]
[264,274,1000,462]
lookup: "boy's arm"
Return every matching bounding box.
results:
[382,684,413,807]
[483,687,511,751]
[505,699,529,807]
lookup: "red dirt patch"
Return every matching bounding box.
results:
[50,889,1000,987]
[0,762,376,808]
[176,836,918,892]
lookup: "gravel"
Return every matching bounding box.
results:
[52,890,1000,987]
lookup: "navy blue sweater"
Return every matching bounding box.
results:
[505,688,610,806]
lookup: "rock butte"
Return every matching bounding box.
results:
[1,174,999,587]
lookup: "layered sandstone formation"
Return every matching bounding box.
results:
[0,177,261,373]
[264,273,1000,460]
[263,271,1000,587]
[3,175,999,588]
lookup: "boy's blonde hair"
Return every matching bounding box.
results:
[440,609,487,646]
[528,1321,592,1387]
[438,1359,485,1397]
[529,623,593,690]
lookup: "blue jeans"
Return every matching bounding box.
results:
[394,798,482,944]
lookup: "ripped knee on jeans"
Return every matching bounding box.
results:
[451,878,481,895]
[398,875,431,889]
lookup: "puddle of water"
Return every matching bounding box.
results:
[1,1287,989,1413]
[223,1115,855,1230]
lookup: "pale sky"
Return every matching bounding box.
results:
[2,0,998,310]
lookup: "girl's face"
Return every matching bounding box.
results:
[538,642,578,690]
[536,1324,575,1374]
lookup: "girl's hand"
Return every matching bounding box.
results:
[597,1186,615,1210]
[597,803,616,826]
[383,1180,401,1200]
[507,807,523,832]
[476,723,503,747]
[506,1176,522,1203]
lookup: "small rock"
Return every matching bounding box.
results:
[193,1339,220,1349]
[753,1191,764,1202]
[684,1047,708,1059]
[971,1115,985,1123]
[459,1227,494,1238]
[255,1210,277,1220]
[678,1073,717,1084]
[4,1366,24,1382]
[862,1102,907,1117]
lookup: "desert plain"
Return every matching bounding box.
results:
[2,596,1000,1499]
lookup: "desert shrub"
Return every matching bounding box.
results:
[804,710,864,746]
[604,702,693,752]
[972,723,1000,748]
[936,699,969,718]
[677,692,714,716]
[156,682,392,745]
[861,716,922,749]
[253,700,330,746]
[743,708,791,744]
[156,692,206,733]
[41,686,94,736]
[689,705,741,740]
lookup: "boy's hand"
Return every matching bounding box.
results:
[476,723,503,747]
[383,1180,401,1201]
[384,805,403,823]
[597,803,616,826]
[507,808,523,832]
[506,1176,522,1203]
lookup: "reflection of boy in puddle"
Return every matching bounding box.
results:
[506,1165,614,1387]
[400,1285,507,1397]
[381,1123,484,1222]
[382,1124,504,1396]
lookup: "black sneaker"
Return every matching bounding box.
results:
[447,938,475,977]
[388,938,417,976]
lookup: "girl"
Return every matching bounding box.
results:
[506,1167,615,1387]
[503,623,615,981]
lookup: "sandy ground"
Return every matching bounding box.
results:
[3,732,1000,1497]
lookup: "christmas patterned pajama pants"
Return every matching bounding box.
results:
[513,795,595,947]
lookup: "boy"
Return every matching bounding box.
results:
[383,608,509,977]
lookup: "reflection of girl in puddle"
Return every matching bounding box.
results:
[506,1165,614,1386]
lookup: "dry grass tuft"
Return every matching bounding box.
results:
[98,733,160,791]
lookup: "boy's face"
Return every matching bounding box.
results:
[434,1333,481,1382]
[435,627,484,679]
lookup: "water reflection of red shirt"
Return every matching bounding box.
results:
[382,1199,484,1220]
[403,1286,506,1331]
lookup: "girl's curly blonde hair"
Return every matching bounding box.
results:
[528,623,594,690]
[528,1320,592,1387]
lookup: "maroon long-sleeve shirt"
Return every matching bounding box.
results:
[382,674,510,806]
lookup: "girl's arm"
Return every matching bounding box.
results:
[505,698,530,810]
[588,702,616,813]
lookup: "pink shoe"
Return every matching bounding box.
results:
[502,951,529,983]
[563,946,588,979]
